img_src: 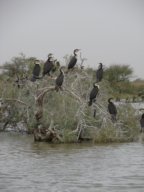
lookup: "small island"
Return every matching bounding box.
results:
[0,53,144,143]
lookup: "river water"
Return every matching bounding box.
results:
[0,133,144,192]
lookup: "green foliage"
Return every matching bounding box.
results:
[104,64,135,97]
[1,53,38,78]
[105,64,133,83]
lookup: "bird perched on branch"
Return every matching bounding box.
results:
[140,113,144,132]
[96,63,103,82]
[55,67,64,91]
[108,98,117,122]
[67,49,80,70]
[31,59,41,82]
[43,53,54,77]
[88,83,99,106]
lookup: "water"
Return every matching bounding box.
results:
[0,133,144,192]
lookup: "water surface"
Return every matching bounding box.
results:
[0,133,144,192]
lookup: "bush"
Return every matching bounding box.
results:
[0,56,140,143]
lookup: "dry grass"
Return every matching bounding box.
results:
[0,61,141,143]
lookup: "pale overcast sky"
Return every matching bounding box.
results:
[0,0,144,79]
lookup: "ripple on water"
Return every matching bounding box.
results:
[0,133,144,192]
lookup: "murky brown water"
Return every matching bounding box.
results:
[0,133,144,192]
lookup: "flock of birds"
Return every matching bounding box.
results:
[15,49,144,129]
[29,49,118,123]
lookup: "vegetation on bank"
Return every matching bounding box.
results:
[0,54,143,143]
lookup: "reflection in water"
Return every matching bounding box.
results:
[0,132,144,192]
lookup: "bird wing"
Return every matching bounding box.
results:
[56,73,64,86]
[43,60,53,74]
[68,56,77,69]
[96,68,103,81]
[108,103,117,114]
[90,87,98,100]
[33,64,41,77]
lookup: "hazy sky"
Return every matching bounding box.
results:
[0,0,144,79]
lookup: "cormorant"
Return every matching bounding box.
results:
[140,113,144,132]
[31,60,41,81]
[88,83,99,106]
[43,53,54,76]
[96,63,103,82]
[55,67,64,91]
[108,98,117,122]
[67,49,80,70]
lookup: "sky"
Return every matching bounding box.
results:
[0,0,144,79]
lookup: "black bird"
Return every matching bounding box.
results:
[140,113,144,132]
[108,98,117,122]
[31,60,41,81]
[88,83,99,106]
[55,67,64,91]
[43,53,54,76]
[67,49,80,70]
[96,63,103,82]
